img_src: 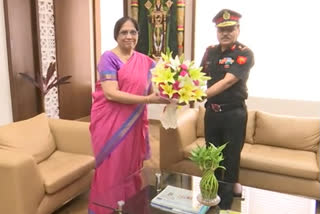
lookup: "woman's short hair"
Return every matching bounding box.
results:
[114,17,139,40]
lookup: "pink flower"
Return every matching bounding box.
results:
[158,83,164,92]
[179,70,188,77]
[172,93,180,99]
[172,80,180,90]
[159,83,164,90]
[180,64,188,71]
[193,80,199,86]
[159,90,168,98]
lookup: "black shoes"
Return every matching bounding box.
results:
[233,183,242,198]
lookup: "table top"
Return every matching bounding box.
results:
[92,167,318,214]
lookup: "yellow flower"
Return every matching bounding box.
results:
[160,84,178,99]
[178,88,195,104]
[194,88,207,101]
[151,50,211,105]
[161,51,172,63]
[152,65,176,85]
[189,67,211,82]
[181,82,194,93]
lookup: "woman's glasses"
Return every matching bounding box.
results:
[119,30,138,37]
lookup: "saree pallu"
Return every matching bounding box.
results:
[88,51,153,214]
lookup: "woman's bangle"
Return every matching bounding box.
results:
[146,96,150,104]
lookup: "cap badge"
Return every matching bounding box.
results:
[223,11,231,20]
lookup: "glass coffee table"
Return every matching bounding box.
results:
[92,167,319,214]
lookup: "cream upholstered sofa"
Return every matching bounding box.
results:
[160,106,320,199]
[0,113,95,214]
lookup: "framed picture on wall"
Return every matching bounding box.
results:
[127,0,194,60]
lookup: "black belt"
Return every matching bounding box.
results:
[208,102,244,112]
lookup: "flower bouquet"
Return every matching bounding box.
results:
[151,51,211,129]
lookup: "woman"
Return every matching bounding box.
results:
[88,17,168,213]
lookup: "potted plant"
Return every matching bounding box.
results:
[19,62,72,112]
[189,142,227,206]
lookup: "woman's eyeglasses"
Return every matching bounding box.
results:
[119,30,138,36]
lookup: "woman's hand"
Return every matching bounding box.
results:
[146,93,170,104]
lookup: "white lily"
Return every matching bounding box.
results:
[168,55,181,71]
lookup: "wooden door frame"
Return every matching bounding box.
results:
[3,0,42,121]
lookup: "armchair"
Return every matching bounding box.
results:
[0,113,95,214]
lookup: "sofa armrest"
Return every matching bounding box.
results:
[49,118,93,156]
[160,108,199,170]
[0,149,44,214]
[317,146,320,181]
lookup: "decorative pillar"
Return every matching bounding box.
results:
[37,0,59,118]
[176,0,185,56]
[130,0,139,21]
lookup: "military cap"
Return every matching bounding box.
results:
[212,9,242,27]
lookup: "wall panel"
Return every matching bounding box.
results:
[3,0,41,121]
[55,0,94,119]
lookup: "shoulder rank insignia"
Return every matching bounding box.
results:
[236,56,247,65]
[207,45,216,50]
[238,45,248,51]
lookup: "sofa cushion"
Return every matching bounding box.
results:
[196,106,205,137]
[254,111,319,152]
[240,144,319,180]
[245,110,256,144]
[183,137,206,159]
[196,107,256,144]
[170,160,202,177]
[38,151,95,194]
[318,146,320,181]
[0,113,56,163]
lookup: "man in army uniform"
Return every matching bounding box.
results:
[201,9,254,203]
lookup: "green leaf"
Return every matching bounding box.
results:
[189,142,228,172]
[19,61,72,96]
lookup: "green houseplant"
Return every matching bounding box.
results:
[189,142,227,206]
[19,62,72,112]
[19,62,71,97]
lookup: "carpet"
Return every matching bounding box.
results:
[144,119,161,169]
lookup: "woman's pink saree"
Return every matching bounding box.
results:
[88,51,154,214]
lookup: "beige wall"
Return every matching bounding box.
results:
[148,97,320,120]
[0,0,13,125]
[247,97,320,117]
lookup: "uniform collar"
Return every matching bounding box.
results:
[218,41,239,53]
